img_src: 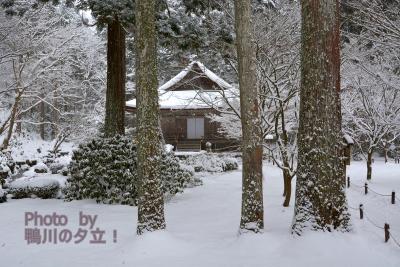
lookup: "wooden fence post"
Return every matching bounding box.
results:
[384,223,390,243]
[392,191,395,205]
[347,176,350,188]
[359,204,363,219]
[365,183,368,195]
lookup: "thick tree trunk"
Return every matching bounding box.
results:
[234,0,264,233]
[292,0,350,234]
[136,0,166,235]
[367,149,373,180]
[104,19,126,137]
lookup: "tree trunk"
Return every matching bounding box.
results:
[367,149,373,180]
[292,0,350,234]
[234,0,264,233]
[104,19,126,137]
[51,89,59,140]
[384,147,388,164]
[136,0,166,235]
[283,169,292,207]
[40,93,45,140]
[1,90,23,150]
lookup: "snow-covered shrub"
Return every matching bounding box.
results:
[0,151,13,187]
[0,187,6,203]
[160,153,193,195]
[64,135,193,205]
[182,154,239,172]
[8,178,60,199]
[223,157,239,171]
[60,166,69,176]
[34,162,48,173]
[49,163,65,174]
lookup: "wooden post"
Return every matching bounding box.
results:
[384,223,390,243]
[359,204,363,219]
[365,183,368,195]
[347,176,350,188]
[392,191,395,205]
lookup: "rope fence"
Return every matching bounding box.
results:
[348,203,400,248]
[346,176,397,204]
[347,176,400,248]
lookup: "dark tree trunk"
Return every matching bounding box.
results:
[136,0,166,235]
[292,0,350,234]
[283,169,292,207]
[104,19,126,137]
[367,149,373,180]
[234,0,264,233]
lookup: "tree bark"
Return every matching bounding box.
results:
[234,0,264,233]
[104,19,126,137]
[367,149,373,180]
[136,0,166,235]
[292,0,350,234]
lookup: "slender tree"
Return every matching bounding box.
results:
[292,0,350,234]
[135,0,166,235]
[234,0,264,233]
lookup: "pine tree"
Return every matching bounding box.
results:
[234,0,264,233]
[135,0,166,235]
[292,0,350,234]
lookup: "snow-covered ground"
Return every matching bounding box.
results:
[1,160,400,267]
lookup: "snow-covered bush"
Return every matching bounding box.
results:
[8,178,60,199]
[34,162,49,174]
[0,186,6,203]
[161,153,194,195]
[182,154,239,172]
[223,157,240,171]
[64,135,193,205]
[49,163,65,174]
[0,151,13,187]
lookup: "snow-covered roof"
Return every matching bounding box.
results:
[264,134,274,140]
[126,61,234,110]
[343,134,354,145]
[159,61,232,91]
[126,89,232,110]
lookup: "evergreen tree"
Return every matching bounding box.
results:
[292,0,350,234]
[234,0,264,233]
[77,0,133,137]
[135,0,166,234]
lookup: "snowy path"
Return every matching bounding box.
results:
[1,161,400,267]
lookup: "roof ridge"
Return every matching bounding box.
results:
[158,61,232,91]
